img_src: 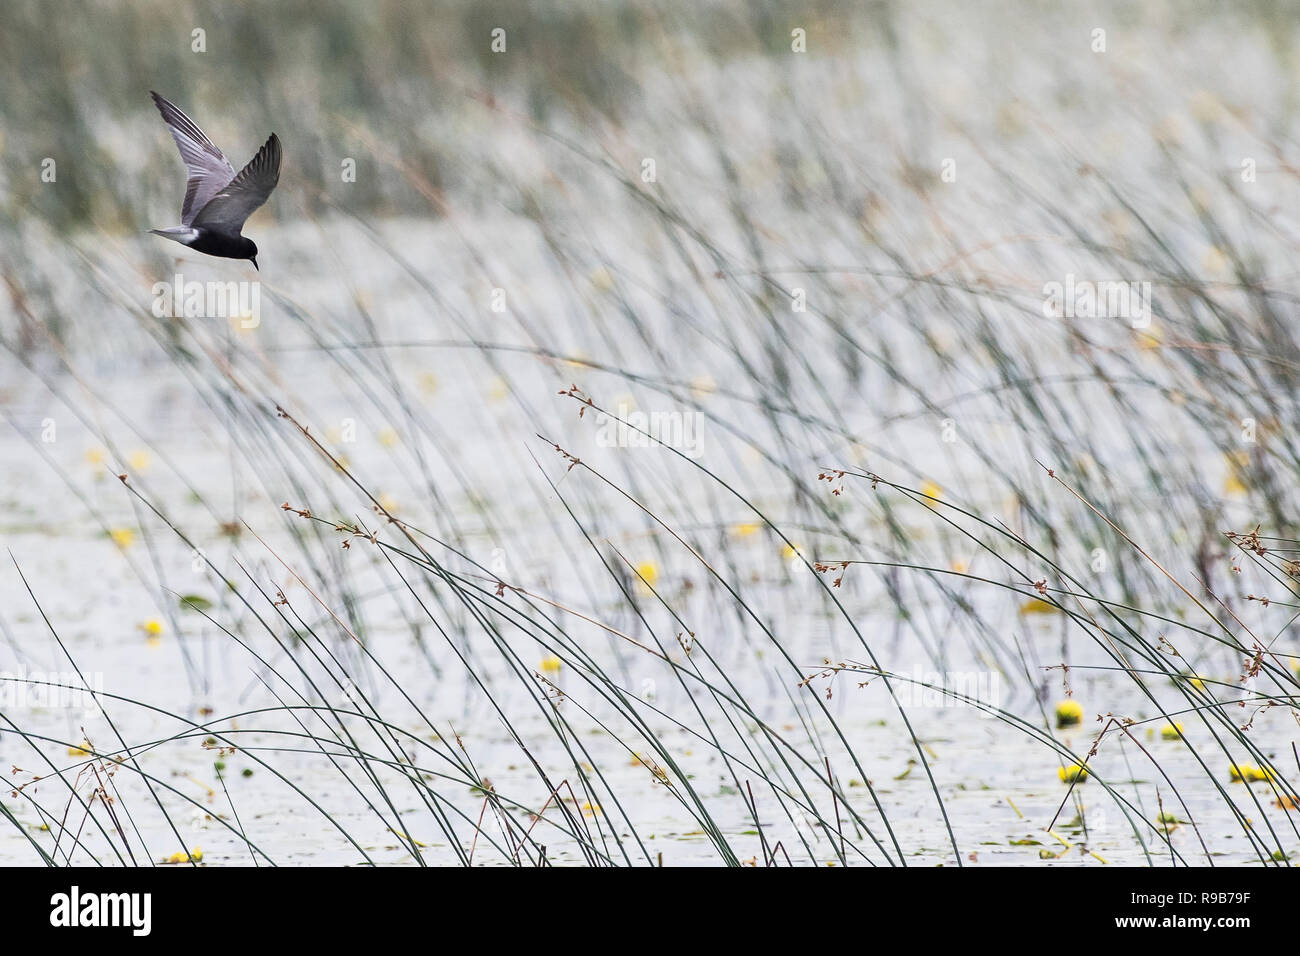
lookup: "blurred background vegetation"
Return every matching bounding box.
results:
[3,0,1291,234]
[0,0,881,232]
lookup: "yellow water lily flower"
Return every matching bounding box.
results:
[1055,700,1083,728]
[1229,763,1276,784]
[109,528,135,550]
[635,562,659,587]
[1020,598,1059,615]
[733,522,760,538]
[1058,763,1089,784]
[1201,245,1230,276]
[1161,722,1184,740]
[690,375,717,398]
[1223,473,1247,495]
[1223,451,1249,494]
[1135,324,1162,350]
[539,655,562,674]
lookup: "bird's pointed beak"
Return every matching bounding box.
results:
[251,257,259,271]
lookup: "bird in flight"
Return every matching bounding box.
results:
[148,91,281,270]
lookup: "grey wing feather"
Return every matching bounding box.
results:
[190,133,281,232]
[150,91,236,225]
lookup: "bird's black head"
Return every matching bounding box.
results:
[243,238,259,271]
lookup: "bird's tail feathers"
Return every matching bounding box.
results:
[148,227,199,245]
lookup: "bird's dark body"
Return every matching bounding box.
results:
[188,230,257,261]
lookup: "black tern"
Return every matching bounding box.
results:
[149,91,281,270]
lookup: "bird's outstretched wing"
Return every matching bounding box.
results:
[150,91,237,226]
[190,133,281,232]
